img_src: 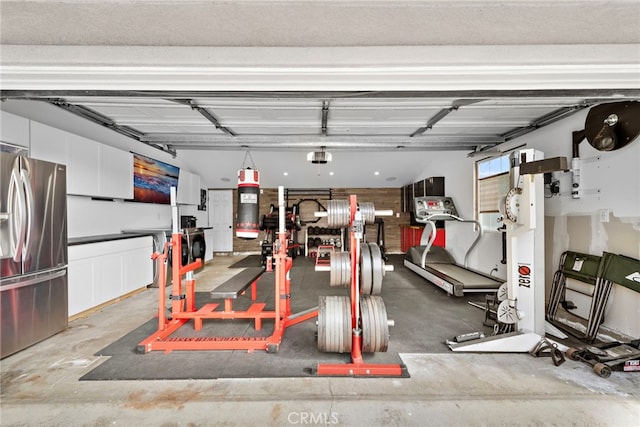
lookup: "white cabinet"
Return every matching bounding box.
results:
[30,121,69,165]
[30,121,133,199]
[66,132,101,196]
[0,111,30,147]
[100,144,133,199]
[67,257,95,316]
[68,236,153,317]
[177,169,201,205]
[123,245,153,293]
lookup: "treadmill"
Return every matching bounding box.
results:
[404,196,504,297]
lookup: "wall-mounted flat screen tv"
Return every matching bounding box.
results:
[132,153,180,204]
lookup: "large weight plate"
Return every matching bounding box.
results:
[318,296,352,353]
[360,295,389,353]
[369,242,384,295]
[330,251,350,287]
[359,202,376,224]
[342,252,351,287]
[327,200,350,228]
[360,243,373,295]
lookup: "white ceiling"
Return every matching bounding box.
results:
[2,0,639,47]
[1,1,639,188]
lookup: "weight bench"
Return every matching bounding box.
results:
[190,267,266,331]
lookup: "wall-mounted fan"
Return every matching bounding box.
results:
[584,101,640,151]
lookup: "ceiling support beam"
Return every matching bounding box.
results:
[410,107,456,137]
[139,134,501,151]
[173,99,236,136]
[45,98,176,156]
[500,102,594,141]
[409,99,485,137]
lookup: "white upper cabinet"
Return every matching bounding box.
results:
[177,169,201,205]
[66,132,101,196]
[30,121,69,165]
[100,144,133,199]
[30,121,133,199]
[0,111,30,148]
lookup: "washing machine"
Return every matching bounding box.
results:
[166,231,188,266]
[166,228,206,279]
[184,227,206,264]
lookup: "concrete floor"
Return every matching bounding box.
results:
[1,254,638,427]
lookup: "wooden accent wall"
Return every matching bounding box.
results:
[232,187,410,254]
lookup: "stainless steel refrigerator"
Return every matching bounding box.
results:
[1,150,68,359]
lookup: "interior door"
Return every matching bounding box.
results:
[208,190,233,252]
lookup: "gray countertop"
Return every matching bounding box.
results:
[69,227,212,246]
[68,233,153,246]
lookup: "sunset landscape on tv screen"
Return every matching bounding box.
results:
[132,153,179,204]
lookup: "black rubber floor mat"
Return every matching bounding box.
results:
[80,255,489,380]
[228,255,263,268]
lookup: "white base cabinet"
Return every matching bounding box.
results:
[68,236,153,317]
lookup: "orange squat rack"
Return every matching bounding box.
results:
[315,196,406,377]
[137,188,317,354]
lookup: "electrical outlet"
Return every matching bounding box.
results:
[599,209,610,223]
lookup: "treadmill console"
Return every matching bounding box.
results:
[413,196,459,222]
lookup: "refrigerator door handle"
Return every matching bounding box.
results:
[8,166,26,262]
[0,268,66,291]
[20,168,35,257]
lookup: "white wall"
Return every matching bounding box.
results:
[413,110,640,338]
[177,148,434,189]
[521,109,640,338]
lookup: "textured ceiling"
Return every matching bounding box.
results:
[2,1,639,47]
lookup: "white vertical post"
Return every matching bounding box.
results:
[171,186,179,234]
[278,186,285,234]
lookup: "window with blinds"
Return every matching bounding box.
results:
[478,172,510,213]
[476,155,510,231]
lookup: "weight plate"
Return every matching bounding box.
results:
[360,243,373,295]
[369,242,384,295]
[329,253,337,286]
[497,300,518,324]
[360,295,389,353]
[360,295,377,352]
[342,252,351,287]
[503,187,522,224]
[330,252,350,287]
[359,202,376,224]
[497,282,508,302]
[318,296,352,353]
[327,200,350,228]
